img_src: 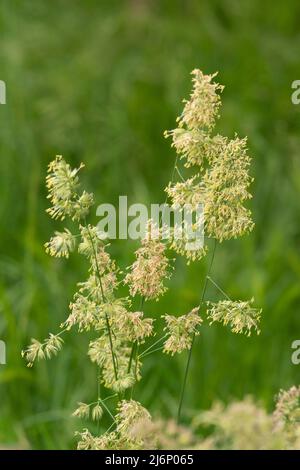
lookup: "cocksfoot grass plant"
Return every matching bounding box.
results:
[164,69,261,421]
[23,69,263,449]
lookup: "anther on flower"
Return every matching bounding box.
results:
[78,273,116,302]
[167,218,208,263]
[22,333,63,367]
[116,400,152,437]
[88,335,139,390]
[124,221,171,301]
[75,429,95,450]
[162,307,202,355]
[118,311,154,343]
[103,360,137,391]
[78,225,103,258]
[75,428,144,450]
[274,386,300,426]
[177,70,224,131]
[203,135,254,241]
[65,294,100,332]
[206,299,261,336]
[46,155,93,221]
[72,191,94,221]
[88,336,116,367]
[72,402,90,419]
[46,155,82,200]
[92,403,103,421]
[21,339,44,367]
[112,375,136,393]
[165,177,205,209]
[78,225,118,297]
[46,155,82,220]
[44,333,64,358]
[45,229,76,258]
[165,129,225,168]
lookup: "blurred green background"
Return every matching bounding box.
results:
[0,0,300,449]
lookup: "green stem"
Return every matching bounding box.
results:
[175,164,185,182]
[127,342,136,374]
[99,398,117,423]
[177,238,217,423]
[133,297,144,375]
[127,296,145,374]
[139,345,164,359]
[86,225,118,382]
[207,275,231,300]
[139,334,167,358]
[129,296,144,399]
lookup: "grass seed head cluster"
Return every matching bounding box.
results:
[22,69,267,449]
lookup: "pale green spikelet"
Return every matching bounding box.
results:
[206,298,261,336]
[45,228,76,258]
[162,307,202,355]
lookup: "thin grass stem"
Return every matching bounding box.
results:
[177,238,217,423]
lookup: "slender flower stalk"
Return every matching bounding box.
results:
[177,239,217,422]
[86,224,118,381]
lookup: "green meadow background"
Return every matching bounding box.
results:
[0,0,299,449]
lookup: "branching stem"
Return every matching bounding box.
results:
[86,225,118,382]
[177,238,217,423]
